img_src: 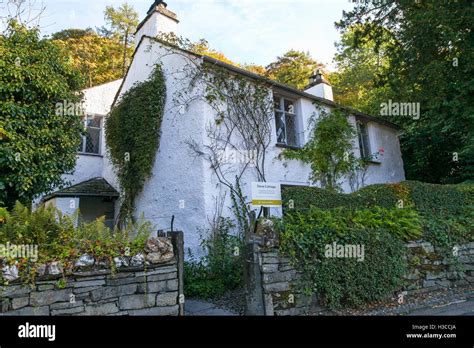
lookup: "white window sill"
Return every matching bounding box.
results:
[78,152,103,158]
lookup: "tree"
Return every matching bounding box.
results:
[191,39,237,66]
[0,21,84,208]
[51,28,95,40]
[103,3,139,74]
[336,0,474,184]
[241,64,266,76]
[53,31,124,88]
[331,24,394,116]
[265,50,323,90]
[156,33,266,75]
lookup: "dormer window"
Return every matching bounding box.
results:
[79,115,102,155]
[274,96,298,147]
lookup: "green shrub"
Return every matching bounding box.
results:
[282,181,474,214]
[422,208,474,249]
[282,181,474,247]
[278,181,474,309]
[282,206,422,242]
[280,224,407,310]
[0,202,76,263]
[279,207,412,309]
[184,218,243,299]
[0,202,153,284]
[403,181,473,215]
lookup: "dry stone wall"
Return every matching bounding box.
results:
[404,241,474,293]
[0,260,180,316]
[249,221,474,315]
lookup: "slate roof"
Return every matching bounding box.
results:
[115,35,401,131]
[43,178,119,201]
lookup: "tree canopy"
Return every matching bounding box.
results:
[335,0,474,184]
[265,50,323,90]
[0,21,84,208]
[103,3,139,74]
[53,31,124,88]
[52,3,139,88]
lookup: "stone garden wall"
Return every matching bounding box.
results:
[260,250,314,316]
[0,232,184,316]
[247,221,474,315]
[0,261,180,316]
[404,240,474,293]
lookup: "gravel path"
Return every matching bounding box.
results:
[186,287,246,316]
[186,285,473,316]
[310,285,474,316]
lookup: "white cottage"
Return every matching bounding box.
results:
[43,1,405,256]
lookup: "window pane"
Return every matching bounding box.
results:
[284,99,295,114]
[275,111,286,144]
[285,114,298,147]
[85,127,100,154]
[78,136,84,152]
[273,97,281,111]
[87,115,101,128]
[358,123,370,158]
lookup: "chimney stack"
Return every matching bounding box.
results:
[135,1,179,45]
[304,69,333,101]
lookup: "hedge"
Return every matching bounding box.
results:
[280,225,407,309]
[278,181,474,308]
[282,181,474,215]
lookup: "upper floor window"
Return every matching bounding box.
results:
[79,115,102,155]
[274,96,298,147]
[357,120,371,159]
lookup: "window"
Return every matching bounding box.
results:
[274,96,298,147]
[357,120,371,159]
[79,115,102,155]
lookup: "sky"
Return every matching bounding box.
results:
[2,0,357,71]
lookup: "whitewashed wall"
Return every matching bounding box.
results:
[109,38,210,256]
[61,80,123,187]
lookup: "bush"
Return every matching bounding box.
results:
[184,218,243,299]
[0,202,153,284]
[277,181,474,309]
[280,223,407,309]
[279,207,413,309]
[282,181,474,247]
[282,206,422,242]
[282,181,474,214]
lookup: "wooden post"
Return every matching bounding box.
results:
[167,231,185,316]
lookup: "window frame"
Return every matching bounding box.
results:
[356,120,371,159]
[274,96,299,148]
[78,114,103,156]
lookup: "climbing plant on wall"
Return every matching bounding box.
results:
[105,65,166,224]
[283,107,363,192]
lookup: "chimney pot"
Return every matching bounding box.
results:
[305,68,333,101]
[136,1,179,44]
